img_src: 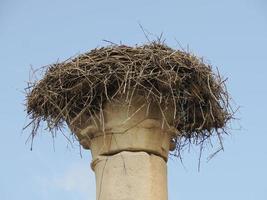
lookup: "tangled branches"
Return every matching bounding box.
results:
[25,41,233,153]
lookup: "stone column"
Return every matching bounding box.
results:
[70,93,176,200]
[93,151,167,200]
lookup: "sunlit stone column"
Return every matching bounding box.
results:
[70,93,176,200]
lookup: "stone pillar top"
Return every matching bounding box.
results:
[69,92,178,161]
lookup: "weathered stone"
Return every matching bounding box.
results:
[69,93,175,200]
[92,151,168,200]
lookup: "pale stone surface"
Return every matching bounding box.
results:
[92,151,168,200]
[70,93,177,160]
[87,118,175,161]
[68,92,176,200]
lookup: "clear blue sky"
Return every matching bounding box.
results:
[1,0,267,199]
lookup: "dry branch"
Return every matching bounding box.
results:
[25,41,232,154]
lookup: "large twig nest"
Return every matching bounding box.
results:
[25,41,233,153]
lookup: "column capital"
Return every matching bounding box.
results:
[69,93,178,161]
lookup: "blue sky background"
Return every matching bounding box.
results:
[0,0,267,199]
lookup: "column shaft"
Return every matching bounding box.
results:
[92,151,168,200]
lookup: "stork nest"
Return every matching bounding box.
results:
[25,42,232,153]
